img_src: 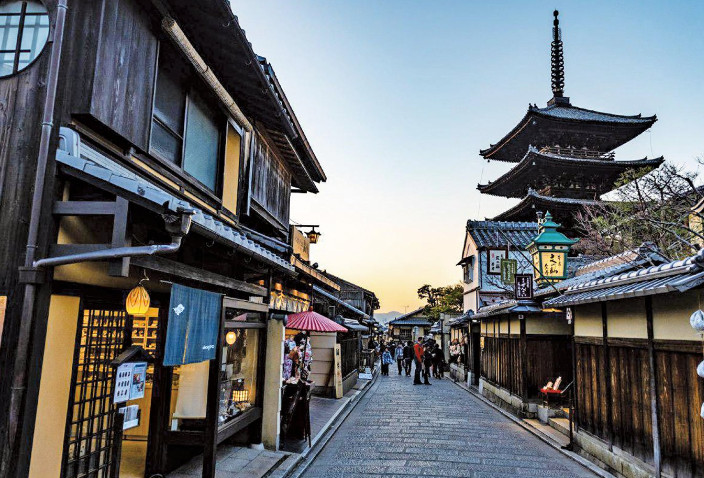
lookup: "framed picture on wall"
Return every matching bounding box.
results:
[487,249,507,275]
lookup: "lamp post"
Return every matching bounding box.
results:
[527,212,577,286]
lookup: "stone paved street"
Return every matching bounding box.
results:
[300,372,598,478]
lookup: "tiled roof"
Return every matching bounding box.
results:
[473,300,543,319]
[535,246,668,297]
[388,317,434,327]
[544,250,704,307]
[466,221,539,249]
[531,104,656,124]
[56,138,293,272]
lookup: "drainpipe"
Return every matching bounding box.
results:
[7,0,68,468]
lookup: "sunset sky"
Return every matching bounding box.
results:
[233,1,704,314]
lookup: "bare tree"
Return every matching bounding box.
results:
[575,162,704,260]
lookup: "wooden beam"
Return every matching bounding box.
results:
[53,200,117,215]
[108,197,130,277]
[602,302,614,450]
[131,255,267,296]
[646,296,662,477]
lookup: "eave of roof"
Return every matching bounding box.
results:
[56,144,294,273]
[543,251,704,307]
[312,285,369,319]
[492,189,600,222]
[165,1,324,191]
[480,103,657,163]
[478,147,664,198]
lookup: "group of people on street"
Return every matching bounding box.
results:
[377,335,446,384]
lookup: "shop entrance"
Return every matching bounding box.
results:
[62,306,128,478]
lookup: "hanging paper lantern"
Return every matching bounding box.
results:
[698,361,704,379]
[225,331,237,345]
[690,309,704,332]
[126,285,150,316]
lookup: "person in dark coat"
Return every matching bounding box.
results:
[431,343,445,379]
[413,336,424,385]
[402,340,413,376]
[422,340,433,385]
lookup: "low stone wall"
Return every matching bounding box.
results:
[449,363,466,382]
[573,430,657,478]
[479,378,537,418]
[342,370,358,395]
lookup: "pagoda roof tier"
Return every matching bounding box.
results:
[492,189,601,229]
[480,102,657,163]
[478,147,664,198]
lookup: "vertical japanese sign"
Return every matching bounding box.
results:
[488,249,506,275]
[500,259,517,285]
[514,274,533,300]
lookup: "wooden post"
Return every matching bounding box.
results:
[602,302,614,450]
[203,296,226,478]
[645,296,662,478]
[520,317,528,402]
[146,303,171,476]
[108,197,130,277]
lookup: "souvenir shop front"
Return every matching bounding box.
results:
[26,167,289,478]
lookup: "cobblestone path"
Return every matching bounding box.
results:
[301,372,597,478]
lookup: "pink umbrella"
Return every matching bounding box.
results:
[287,309,348,333]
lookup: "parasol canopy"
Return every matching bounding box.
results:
[287,309,348,333]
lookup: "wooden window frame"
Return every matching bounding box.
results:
[148,42,226,200]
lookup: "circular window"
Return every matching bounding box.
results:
[0,1,49,78]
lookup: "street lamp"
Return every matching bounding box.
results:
[527,212,577,286]
[295,224,321,244]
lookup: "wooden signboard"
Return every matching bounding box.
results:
[488,249,507,275]
[500,259,517,285]
[333,344,343,398]
[514,274,533,300]
[291,227,310,262]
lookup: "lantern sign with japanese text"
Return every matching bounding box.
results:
[527,212,578,286]
[514,274,533,300]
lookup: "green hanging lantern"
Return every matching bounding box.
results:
[527,212,578,286]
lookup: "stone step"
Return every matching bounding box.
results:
[524,418,571,448]
[548,416,571,436]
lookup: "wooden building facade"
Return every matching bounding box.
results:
[545,252,704,478]
[0,1,327,478]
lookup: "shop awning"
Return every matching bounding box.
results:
[343,319,369,332]
[164,284,222,366]
[287,309,348,333]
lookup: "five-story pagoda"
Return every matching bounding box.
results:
[478,11,663,232]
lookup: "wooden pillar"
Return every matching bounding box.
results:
[601,302,614,450]
[520,316,527,401]
[145,302,172,476]
[508,315,513,395]
[645,296,662,477]
[203,296,226,478]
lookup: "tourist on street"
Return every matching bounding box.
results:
[381,346,393,376]
[422,338,433,385]
[432,343,445,379]
[394,342,404,375]
[413,336,424,384]
[403,340,413,375]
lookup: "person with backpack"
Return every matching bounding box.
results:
[381,345,393,376]
[394,342,405,375]
[402,340,413,376]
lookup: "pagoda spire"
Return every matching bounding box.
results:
[550,10,568,104]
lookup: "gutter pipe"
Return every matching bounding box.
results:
[8,0,68,469]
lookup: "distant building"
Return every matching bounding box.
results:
[388,308,433,342]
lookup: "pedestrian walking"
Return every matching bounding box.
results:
[381,346,393,376]
[413,336,424,384]
[422,339,433,385]
[394,342,404,375]
[403,340,413,376]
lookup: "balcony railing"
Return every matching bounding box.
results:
[540,146,615,160]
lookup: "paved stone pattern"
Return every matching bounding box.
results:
[166,446,287,478]
[301,372,597,478]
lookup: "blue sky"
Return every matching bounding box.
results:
[232,1,704,313]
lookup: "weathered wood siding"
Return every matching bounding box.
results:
[482,332,572,400]
[576,338,704,477]
[89,0,158,151]
[250,135,290,228]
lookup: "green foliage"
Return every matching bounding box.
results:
[417,283,464,321]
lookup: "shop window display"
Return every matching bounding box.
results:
[218,327,259,424]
